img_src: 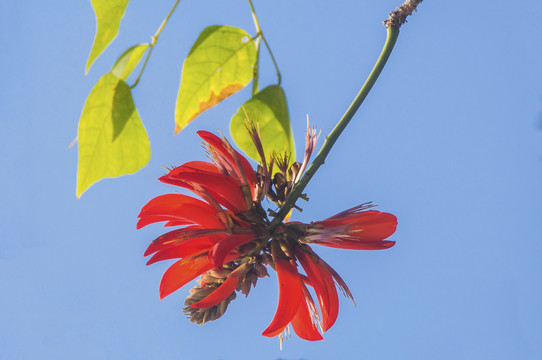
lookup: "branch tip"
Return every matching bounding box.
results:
[383,0,423,29]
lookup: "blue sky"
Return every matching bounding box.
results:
[1,1,541,359]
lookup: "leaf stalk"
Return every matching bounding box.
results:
[247,0,281,85]
[130,0,181,89]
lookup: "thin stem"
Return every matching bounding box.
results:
[247,0,281,85]
[131,46,153,89]
[130,0,180,89]
[268,26,400,229]
[252,37,261,96]
[247,0,261,34]
[261,35,281,85]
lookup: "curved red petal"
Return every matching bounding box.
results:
[295,247,339,332]
[320,211,397,241]
[316,240,396,250]
[197,131,239,166]
[237,154,256,193]
[348,211,397,240]
[159,255,213,299]
[146,236,216,265]
[159,176,241,213]
[144,228,188,256]
[144,227,226,256]
[172,172,247,212]
[208,232,256,268]
[138,194,223,229]
[318,258,355,304]
[173,161,222,174]
[291,286,324,341]
[163,220,193,227]
[190,275,239,309]
[262,259,303,338]
[319,272,339,331]
[165,162,229,185]
[355,213,397,241]
[197,131,256,192]
[137,215,190,229]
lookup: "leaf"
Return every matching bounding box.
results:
[111,44,150,81]
[77,73,150,198]
[175,25,257,134]
[230,85,295,165]
[86,0,130,74]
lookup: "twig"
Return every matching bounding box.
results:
[383,0,423,29]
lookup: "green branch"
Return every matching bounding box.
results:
[269,26,400,229]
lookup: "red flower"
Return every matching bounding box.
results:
[261,206,397,343]
[137,131,266,317]
[138,127,398,343]
[301,203,397,250]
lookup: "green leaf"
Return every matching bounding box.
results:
[230,85,295,165]
[86,0,130,74]
[175,25,257,134]
[77,73,150,198]
[111,44,150,81]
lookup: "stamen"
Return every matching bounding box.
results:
[243,111,268,173]
[295,115,321,184]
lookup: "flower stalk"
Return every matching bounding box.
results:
[269,25,400,229]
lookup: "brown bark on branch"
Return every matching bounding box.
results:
[383,0,424,29]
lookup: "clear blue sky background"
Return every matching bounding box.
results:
[1,1,541,359]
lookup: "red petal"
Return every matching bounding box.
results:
[197,131,257,193]
[238,155,257,193]
[146,236,216,265]
[171,172,247,212]
[159,255,214,299]
[163,220,192,227]
[190,275,239,309]
[158,252,238,300]
[165,162,228,183]
[175,161,222,174]
[161,165,247,212]
[291,285,324,341]
[320,211,397,241]
[316,239,396,250]
[296,246,339,332]
[137,215,191,229]
[208,232,256,268]
[348,211,397,240]
[145,227,199,256]
[262,259,303,337]
[318,258,355,304]
[137,194,223,229]
[144,228,227,257]
[159,176,241,213]
[168,161,247,209]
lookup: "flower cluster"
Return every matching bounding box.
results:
[138,126,397,343]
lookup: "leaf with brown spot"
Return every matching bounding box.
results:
[175,26,257,134]
[197,83,244,115]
